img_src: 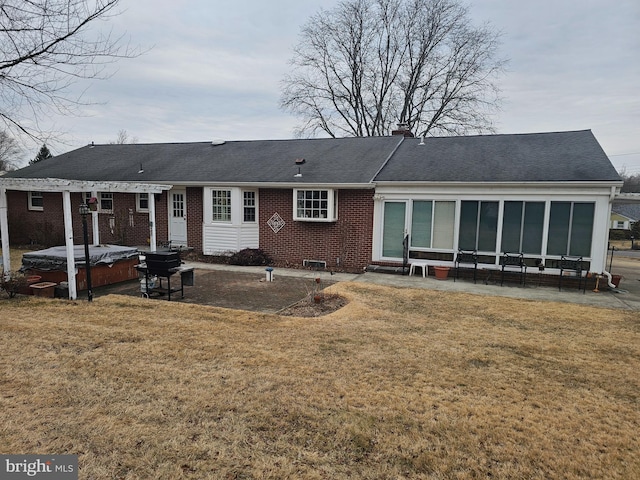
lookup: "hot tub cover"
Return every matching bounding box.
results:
[22,244,139,271]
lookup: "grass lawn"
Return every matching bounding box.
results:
[1,282,639,479]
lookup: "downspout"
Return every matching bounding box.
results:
[602,185,619,289]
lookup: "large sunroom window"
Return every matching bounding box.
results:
[501,201,545,254]
[410,200,455,249]
[547,202,594,257]
[459,201,499,252]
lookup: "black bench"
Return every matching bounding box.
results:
[454,249,478,283]
[558,255,586,293]
[500,252,527,286]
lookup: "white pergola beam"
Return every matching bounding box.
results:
[0,177,171,194]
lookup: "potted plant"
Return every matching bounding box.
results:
[433,266,450,280]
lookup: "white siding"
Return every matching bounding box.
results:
[202,187,259,255]
[202,224,259,255]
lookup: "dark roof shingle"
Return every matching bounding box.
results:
[374,130,620,182]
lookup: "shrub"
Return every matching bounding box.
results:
[228,248,273,266]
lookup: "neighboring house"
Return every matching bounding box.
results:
[610,204,640,231]
[0,129,624,280]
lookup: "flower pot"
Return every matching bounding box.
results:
[434,266,450,280]
[313,294,322,303]
[17,275,43,295]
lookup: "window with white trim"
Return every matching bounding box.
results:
[547,202,594,257]
[294,189,337,221]
[28,191,44,211]
[243,191,256,222]
[410,200,455,249]
[501,201,545,254]
[85,192,113,213]
[212,189,231,222]
[459,200,499,252]
[100,192,113,213]
[136,193,149,212]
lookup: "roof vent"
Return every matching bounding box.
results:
[295,158,306,164]
[211,139,226,146]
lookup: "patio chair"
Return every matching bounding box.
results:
[500,252,527,286]
[455,249,478,283]
[559,255,586,293]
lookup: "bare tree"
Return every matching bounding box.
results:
[109,129,138,144]
[0,0,139,139]
[0,130,22,171]
[281,0,506,138]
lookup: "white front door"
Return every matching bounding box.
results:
[169,188,188,246]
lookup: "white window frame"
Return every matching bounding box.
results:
[136,193,149,213]
[100,192,113,213]
[293,189,338,222]
[243,191,257,223]
[85,191,113,213]
[28,191,44,211]
[211,189,232,222]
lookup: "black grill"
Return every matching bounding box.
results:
[145,251,181,273]
[137,251,191,301]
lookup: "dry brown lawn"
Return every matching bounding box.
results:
[1,282,639,479]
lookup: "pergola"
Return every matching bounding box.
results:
[0,177,172,300]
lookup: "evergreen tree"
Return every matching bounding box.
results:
[30,144,52,164]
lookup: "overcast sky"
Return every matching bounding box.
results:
[29,0,640,175]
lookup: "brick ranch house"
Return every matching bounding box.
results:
[0,129,624,284]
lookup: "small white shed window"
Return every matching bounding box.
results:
[294,189,337,221]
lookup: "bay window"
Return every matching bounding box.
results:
[211,189,231,222]
[294,189,337,221]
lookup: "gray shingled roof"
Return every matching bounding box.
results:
[612,204,640,221]
[4,130,621,185]
[6,137,402,185]
[375,130,621,182]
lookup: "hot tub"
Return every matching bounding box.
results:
[22,244,140,291]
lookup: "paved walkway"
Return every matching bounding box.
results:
[185,253,640,311]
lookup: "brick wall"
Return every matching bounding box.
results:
[259,188,374,272]
[186,187,203,252]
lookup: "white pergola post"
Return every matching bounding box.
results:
[62,190,78,300]
[148,190,157,252]
[91,190,100,245]
[0,187,10,276]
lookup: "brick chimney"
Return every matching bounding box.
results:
[391,122,414,137]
